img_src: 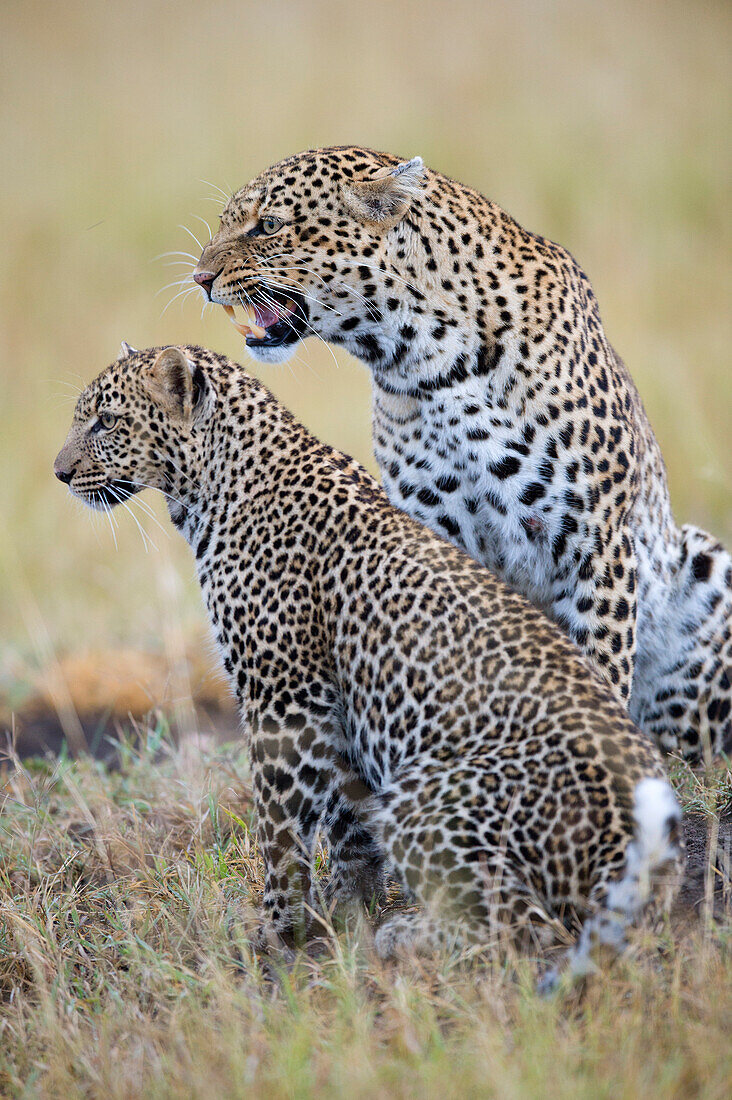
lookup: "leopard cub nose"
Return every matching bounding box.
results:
[194,269,217,298]
[53,449,76,483]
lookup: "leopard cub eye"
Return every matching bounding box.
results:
[98,411,117,430]
[261,215,284,235]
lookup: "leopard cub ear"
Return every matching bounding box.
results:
[342,156,425,227]
[144,347,194,419]
[117,341,137,361]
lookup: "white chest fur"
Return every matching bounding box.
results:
[372,371,595,615]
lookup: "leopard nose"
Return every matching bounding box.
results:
[54,464,74,484]
[194,269,217,299]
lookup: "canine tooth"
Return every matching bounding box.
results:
[222,303,266,341]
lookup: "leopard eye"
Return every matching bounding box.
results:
[261,215,283,235]
[98,411,117,430]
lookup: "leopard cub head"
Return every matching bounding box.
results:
[53,344,210,511]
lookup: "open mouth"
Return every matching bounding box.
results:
[222,286,309,348]
[85,479,140,510]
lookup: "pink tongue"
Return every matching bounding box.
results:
[254,303,284,328]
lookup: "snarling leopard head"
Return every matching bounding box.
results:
[193,146,441,367]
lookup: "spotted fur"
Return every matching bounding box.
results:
[54,344,682,972]
[194,146,732,761]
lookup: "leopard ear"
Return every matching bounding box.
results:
[144,347,194,419]
[342,156,425,226]
[118,341,137,361]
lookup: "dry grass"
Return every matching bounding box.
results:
[1,730,730,1100]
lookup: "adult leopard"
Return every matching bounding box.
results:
[54,343,682,984]
[193,146,731,762]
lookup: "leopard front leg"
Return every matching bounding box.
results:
[248,677,381,947]
[551,523,638,706]
[251,721,327,948]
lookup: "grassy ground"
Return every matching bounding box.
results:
[1,730,730,1100]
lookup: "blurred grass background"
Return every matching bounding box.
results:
[1,0,730,673]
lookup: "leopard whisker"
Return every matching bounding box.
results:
[192,213,213,244]
[336,257,428,301]
[51,395,83,409]
[242,263,338,321]
[124,492,171,540]
[156,277,195,297]
[178,224,205,252]
[254,287,341,374]
[106,483,157,553]
[100,497,119,552]
[260,275,343,318]
[154,250,200,263]
[257,250,404,311]
[128,479,205,524]
[333,279,383,322]
[124,501,158,553]
[259,258,382,322]
[198,178,231,203]
[50,378,82,392]
[161,284,200,318]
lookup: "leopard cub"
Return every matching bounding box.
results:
[55,343,682,982]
